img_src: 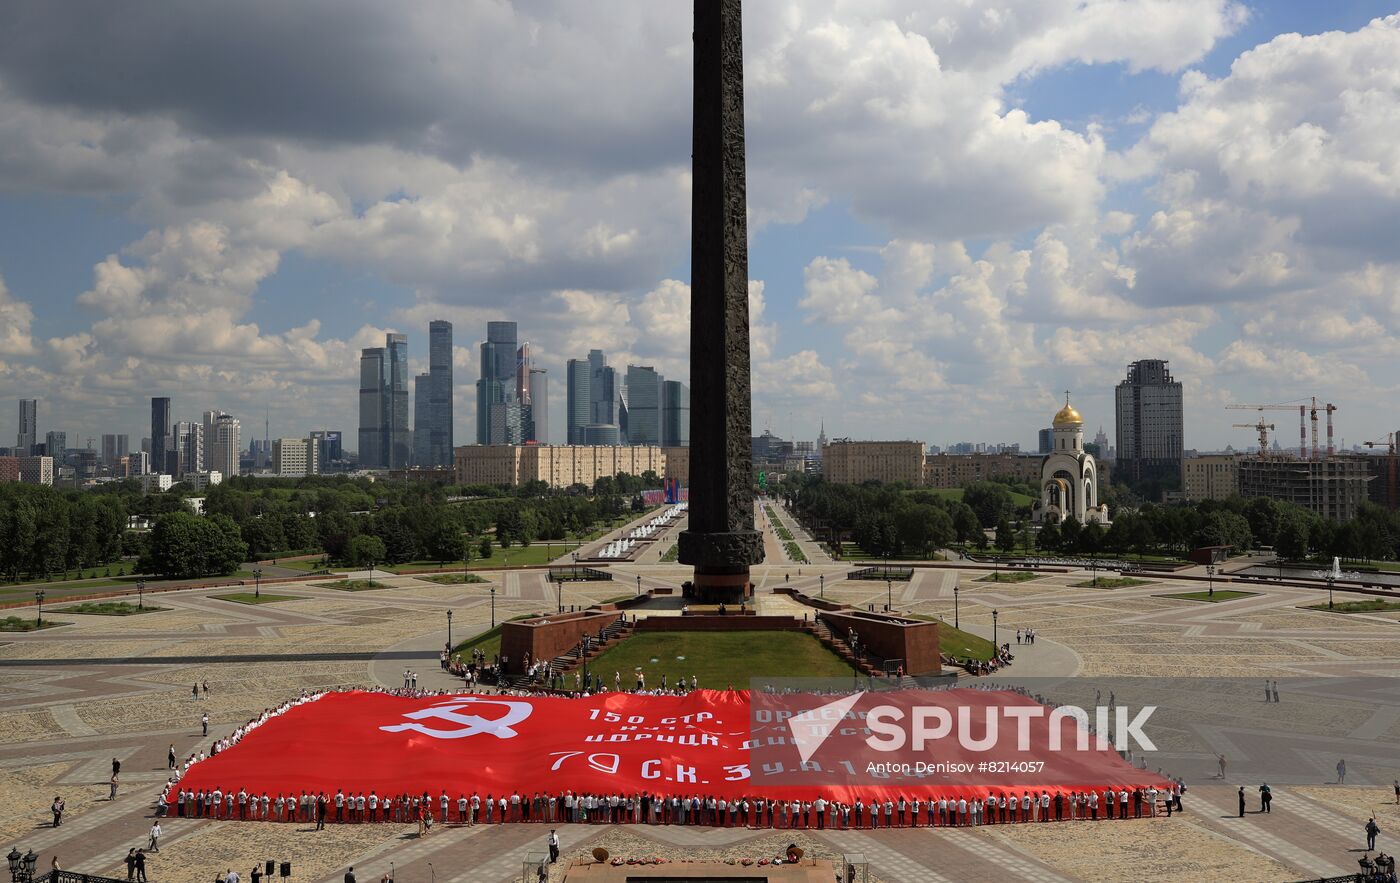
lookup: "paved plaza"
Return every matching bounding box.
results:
[2,527,1397,881]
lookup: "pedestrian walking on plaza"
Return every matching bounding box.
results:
[1337,759,1347,784]
[125,848,137,881]
[548,829,560,863]
[193,683,200,700]
[224,869,240,883]
[343,867,356,883]
[202,712,209,737]
[134,848,147,882]
[1271,680,1280,702]
[51,795,64,826]
[110,773,119,800]
[1367,817,1380,851]
[1259,783,1271,813]
[250,865,262,883]
[202,679,210,699]
[1217,755,1227,779]
[112,757,121,777]
[148,820,162,852]
[1238,786,1245,818]
[168,744,177,770]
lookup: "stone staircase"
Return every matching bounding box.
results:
[507,617,636,687]
[807,617,884,677]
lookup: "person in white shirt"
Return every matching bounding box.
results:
[147,821,161,852]
[956,797,968,826]
[224,871,240,883]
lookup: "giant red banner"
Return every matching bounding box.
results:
[170,689,1167,808]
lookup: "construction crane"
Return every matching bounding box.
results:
[1226,399,1335,459]
[1362,433,1397,510]
[1233,421,1275,453]
[1226,401,1306,457]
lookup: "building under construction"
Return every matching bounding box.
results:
[1237,455,1373,521]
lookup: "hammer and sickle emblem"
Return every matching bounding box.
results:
[379,697,533,740]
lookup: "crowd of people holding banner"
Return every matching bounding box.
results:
[158,686,1184,836]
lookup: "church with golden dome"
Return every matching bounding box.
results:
[1032,393,1110,526]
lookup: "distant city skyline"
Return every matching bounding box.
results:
[2,5,1399,450]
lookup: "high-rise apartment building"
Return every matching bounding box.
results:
[309,430,343,469]
[100,434,129,466]
[19,455,53,486]
[151,397,172,475]
[272,437,320,476]
[44,431,66,461]
[173,421,204,476]
[427,320,453,466]
[203,411,241,478]
[589,349,619,427]
[625,366,662,446]
[529,368,549,444]
[661,380,690,447]
[17,399,37,453]
[1114,359,1184,485]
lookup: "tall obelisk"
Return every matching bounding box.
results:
[677,0,764,601]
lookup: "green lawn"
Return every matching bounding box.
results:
[784,541,809,563]
[660,545,679,562]
[975,572,1039,584]
[583,631,859,690]
[1159,590,1260,604]
[51,601,165,615]
[1304,598,1400,614]
[1072,577,1150,589]
[212,592,302,605]
[0,616,68,631]
[318,579,390,592]
[1158,590,1258,603]
[419,573,488,585]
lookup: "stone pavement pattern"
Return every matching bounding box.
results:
[1,559,1397,881]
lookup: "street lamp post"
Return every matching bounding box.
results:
[490,587,496,628]
[820,574,824,598]
[7,847,37,883]
[557,576,564,614]
[992,609,999,649]
[253,566,262,600]
[953,585,959,630]
[1327,574,1335,610]
[886,578,892,613]
[137,579,146,610]
[636,574,642,596]
[34,591,44,628]
[446,609,453,648]
[1206,564,1215,599]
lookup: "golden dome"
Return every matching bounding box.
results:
[1053,395,1083,427]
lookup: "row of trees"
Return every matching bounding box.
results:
[783,474,1400,563]
[0,484,128,580]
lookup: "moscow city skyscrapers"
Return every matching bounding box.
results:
[358,332,410,468]
[475,321,544,445]
[426,320,453,465]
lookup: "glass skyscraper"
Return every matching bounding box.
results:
[1114,359,1184,486]
[477,321,517,445]
[427,320,453,465]
[624,365,662,446]
[662,380,690,447]
[357,332,411,468]
[150,397,172,475]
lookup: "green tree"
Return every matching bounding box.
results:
[1276,512,1311,561]
[426,522,467,564]
[995,517,1015,553]
[1037,522,1060,551]
[1058,515,1081,552]
[346,534,387,568]
[479,535,493,560]
[964,482,1015,528]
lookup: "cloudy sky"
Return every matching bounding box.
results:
[2,0,1398,454]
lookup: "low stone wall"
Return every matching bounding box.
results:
[773,588,845,612]
[635,615,805,632]
[499,610,623,674]
[818,609,941,676]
